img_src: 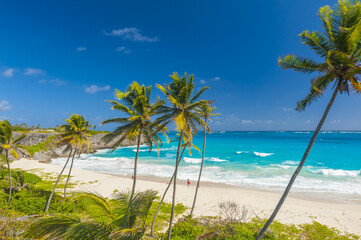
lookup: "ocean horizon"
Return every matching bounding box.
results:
[51,131,361,197]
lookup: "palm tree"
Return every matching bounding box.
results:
[155,72,209,239]
[101,81,166,197]
[190,102,218,216]
[25,190,157,240]
[60,114,92,198]
[150,131,200,237]
[44,114,91,212]
[0,120,27,206]
[256,1,361,239]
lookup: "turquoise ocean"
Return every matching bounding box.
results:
[52,131,361,197]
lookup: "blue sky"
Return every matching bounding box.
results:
[0,0,360,131]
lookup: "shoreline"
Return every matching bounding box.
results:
[12,158,361,236]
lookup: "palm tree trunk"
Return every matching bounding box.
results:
[256,85,339,240]
[64,148,77,198]
[151,142,188,237]
[5,150,12,207]
[44,148,73,212]
[190,126,207,216]
[131,131,142,197]
[167,131,183,240]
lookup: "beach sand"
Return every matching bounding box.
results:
[12,158,361,236]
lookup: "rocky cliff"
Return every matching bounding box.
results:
[13,132,140,163]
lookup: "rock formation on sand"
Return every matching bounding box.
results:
[13,132,141,162]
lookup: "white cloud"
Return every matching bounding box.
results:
[24,68,45,76]
[104,28,159,42]
[0,100,12,111]
[200,79,207,84]
[85,85,111,94]
[77,47,87,52]
[3,68,15,77]
[116,46,131,54]
[241,120,252,124]
[283,107,293,112]
[305,120,311,124]
[199,76,221,84]
[50,79,66,86]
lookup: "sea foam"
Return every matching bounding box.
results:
[254,152,274,157]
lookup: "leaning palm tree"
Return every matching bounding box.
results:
[44,114,91,212]
[150,130,200,237]
[60,114,92,198]
[155,72,209,239]
[101,82,166,198]
[0,120,27,206]
[256,1,361,239]
[25,190,157,240]
[190,102,218,216]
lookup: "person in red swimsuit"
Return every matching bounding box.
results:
[187,179,190,187]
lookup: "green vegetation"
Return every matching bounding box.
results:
[102,81,168,197]
[257,1,361,238]
[155,72,210,239]
[190,101,219,216]
[1,1,361,238]
[0,120,27,206]
[23,134,58,156]
[0,168,188,239]
[45,114,92,212]
[164,217,360,240]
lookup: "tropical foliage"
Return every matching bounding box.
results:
[257,1,361,239]
[102,81,167,197]
[190,102,218,216]
[24,190,157,240]
[0,120,27,206]
[155,72,210,239]
[163,217,360,240]
[45,114,92,212]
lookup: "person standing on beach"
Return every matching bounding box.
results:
[187,179,190,187]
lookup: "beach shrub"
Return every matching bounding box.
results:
[146,200,187,236]
[23,190,157,240]
[0,189,77,215]
[23,134,58,156]
[165,217,360,240]
[0,209,30,240]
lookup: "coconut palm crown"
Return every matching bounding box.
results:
[155,72,210,136]
[0,120,27,206]
[101,82,166,150]
[44,114,92,212]
[101,82,168,198]
[155,72,210,239]
[257,1,361,239]
[58,114,92,154]
[279,0,361,112]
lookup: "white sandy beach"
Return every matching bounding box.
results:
[12,158,361,236]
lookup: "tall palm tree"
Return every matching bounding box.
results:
[25,190,157,240]
[101,81,166,198]
[155,72,209,239]
[257,1,361,239]
[0,120,27,206]
[150,131,200,237]
[190,102,218,216]
[60,114,92,198]
[44,114,91,212]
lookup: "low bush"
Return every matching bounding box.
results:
[165,217,360,240]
